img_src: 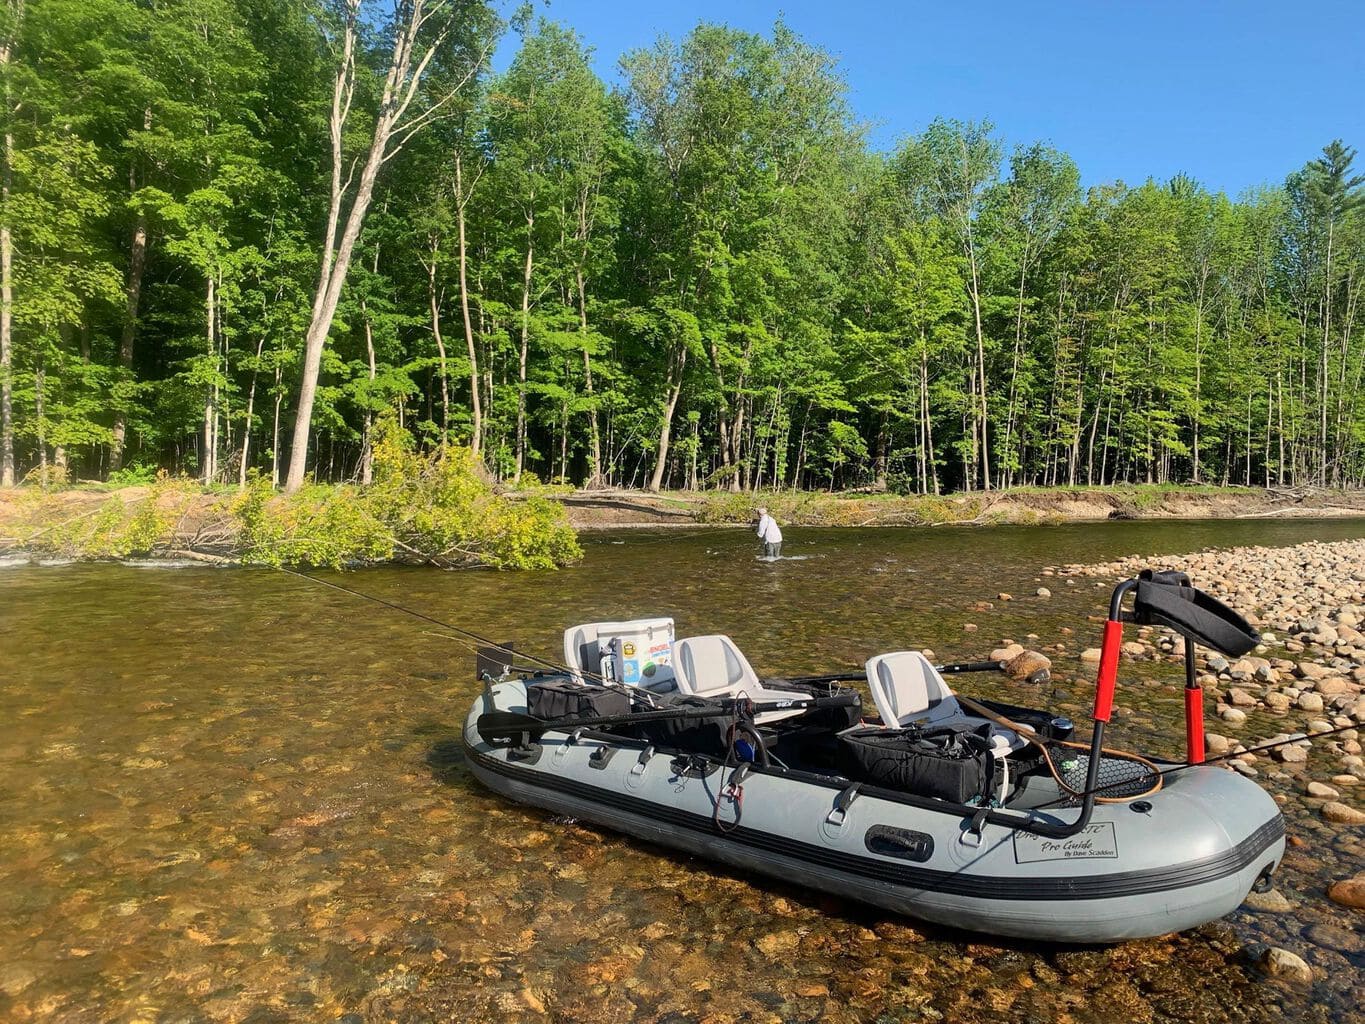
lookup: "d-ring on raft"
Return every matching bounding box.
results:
[463,570,1285,943]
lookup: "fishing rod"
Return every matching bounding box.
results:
[275,565,586,681]
[1032,720,1362,810]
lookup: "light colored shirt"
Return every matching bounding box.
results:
[756,514,782,543]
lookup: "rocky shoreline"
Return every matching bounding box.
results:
[1054,538,1365,979]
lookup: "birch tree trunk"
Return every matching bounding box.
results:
[202,275,217,484]
[454,151,481,455]
[424,236,449,444]
[238,331,267,488]
[110,106,153,472]
[648,344,686,491]
[359,310,376,484]
[286,0,484,492]
[0,116,12,487]
[965,228,990,489]
[0,2,18,486]
[514,207,533,482]
[574,180,602,485]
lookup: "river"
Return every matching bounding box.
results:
[2,519,1363,1023]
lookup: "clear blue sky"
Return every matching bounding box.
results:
[504,0,1365,196]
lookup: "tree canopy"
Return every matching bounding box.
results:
[3,4,1363,492]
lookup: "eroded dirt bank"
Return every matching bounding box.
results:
[6,485,1365,556]
[558,486,1365,529]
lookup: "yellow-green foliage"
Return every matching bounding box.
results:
[233,477,393,570]
[231,417,582,570]
[13,484,176,558]
[693,489,993,527]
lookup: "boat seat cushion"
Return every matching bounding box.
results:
[674,634,808,724]
[865,651,1024,754]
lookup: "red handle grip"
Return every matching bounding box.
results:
[1092,619,1122,722]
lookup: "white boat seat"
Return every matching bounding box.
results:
[674,634,809,724]
[864,651,1024,755]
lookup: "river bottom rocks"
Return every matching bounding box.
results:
[3,531,1364,1023]
[1054,538,1365,1010]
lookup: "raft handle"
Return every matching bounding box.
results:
[825,783,861,827]
[1251,862,1277,894]
[960,807,989,848]
[630,746,656,777]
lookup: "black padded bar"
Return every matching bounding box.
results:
[1131,570,1258,657]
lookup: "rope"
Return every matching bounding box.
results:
[275,565,598,682]
[954,693,1162,804]
[1031,719,1363,810]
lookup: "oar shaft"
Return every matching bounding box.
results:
[477,693,858,743]
[937,660,1004,674]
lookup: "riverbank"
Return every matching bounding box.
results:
[5,481,1365,566]
[556,484,1365,529]
[0,442,581,570]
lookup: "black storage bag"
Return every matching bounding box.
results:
[527,680,631,721]
[838,725,995,803]
[630,696,727,756]
[809,697,862,734]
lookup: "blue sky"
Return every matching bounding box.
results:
[500,0,1365,196]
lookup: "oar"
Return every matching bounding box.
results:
[476,693,860,746]
[763,671,865,686]
[937,660,1005,674]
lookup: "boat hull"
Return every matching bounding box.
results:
[463,682,1284,943]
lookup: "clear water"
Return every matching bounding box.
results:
[2,519,1363,1022]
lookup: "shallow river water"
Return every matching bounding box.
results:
[3,520,1365,1023]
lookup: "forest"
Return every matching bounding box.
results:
[2,0,1364,497]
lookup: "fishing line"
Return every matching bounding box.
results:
[1033,720,1362,809]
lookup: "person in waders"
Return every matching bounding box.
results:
[755,507,783,559]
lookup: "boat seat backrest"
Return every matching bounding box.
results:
[865,651,1025,755]
[674,635,761,697]
[865,651,956,726]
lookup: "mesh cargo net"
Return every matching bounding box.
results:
[1049,744,1162,804]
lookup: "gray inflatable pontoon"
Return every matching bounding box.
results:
[463,572,1285,943]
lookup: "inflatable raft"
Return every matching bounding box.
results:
[463,571,1285,943]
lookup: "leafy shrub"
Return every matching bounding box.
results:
[15,486,174,558]
[107,463,159,486]
[694,491,756,524]
[230,417,582,570]
[233,476,393,569]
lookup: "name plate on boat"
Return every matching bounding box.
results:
[1012,822,1118,864]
